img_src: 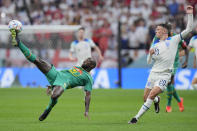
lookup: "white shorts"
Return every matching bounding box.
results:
[145,71,171,91]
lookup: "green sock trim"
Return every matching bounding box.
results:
[18,41,36,62]
[46,98,58,111]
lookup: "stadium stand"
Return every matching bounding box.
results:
[0,0,196,67]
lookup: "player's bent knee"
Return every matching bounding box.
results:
[148,93,157,100]
[148,95,155,100]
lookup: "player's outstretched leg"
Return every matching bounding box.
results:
[128,87,162,124]
[143,85,160,113]
[128,98,152,124]
[10,29,51,74]
[39,86,64,121]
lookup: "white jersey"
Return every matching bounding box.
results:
[189,35,197,57]
[70,38,95,66]
[147,14,193,73]
[149,35,181,72]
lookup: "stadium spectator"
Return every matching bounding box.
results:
[168,0,179,16]
[97,20,112,56]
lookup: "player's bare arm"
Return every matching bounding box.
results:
[177,5,193,68]
[84,91,91,119]
[180,5,193,38]
[69,51,76,61]
[94,46,103,61]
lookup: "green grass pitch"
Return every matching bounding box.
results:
[0,88,197,131]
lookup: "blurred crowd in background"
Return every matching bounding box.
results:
[0,0,197,68]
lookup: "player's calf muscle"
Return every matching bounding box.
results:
[34,57,52,74]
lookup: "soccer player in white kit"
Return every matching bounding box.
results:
[69,27,103,66]
[188,27,197,89]
[128,5,193,124]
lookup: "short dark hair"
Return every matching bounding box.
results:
[158,23,172,36]
[78,27,85,31]
[81,58,96,72]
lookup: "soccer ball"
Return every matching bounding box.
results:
[8,20,22,32]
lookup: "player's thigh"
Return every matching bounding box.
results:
[34,57,52,74]
[148,86,163,99]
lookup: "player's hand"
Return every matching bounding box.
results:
[149,48,154,55]
[84,112,90,120]
[69,57,77,61]
[186,5,193,14]
[182,62,187,68]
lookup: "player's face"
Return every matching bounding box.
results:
[77,29,85,39]
[155,26,167,38]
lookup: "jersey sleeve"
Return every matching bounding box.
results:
[84,81,93,92]
[180,14,193,39]
[88,39,96,47]
[84,78,93,92]
[70,41,75,52]
[147,36,158,64]
[147,53,153,64]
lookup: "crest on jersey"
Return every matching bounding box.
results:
[69,66,82,76]
[165,41,170,47]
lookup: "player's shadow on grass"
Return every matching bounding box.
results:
[38,121,129,126]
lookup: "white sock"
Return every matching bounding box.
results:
[154,96,158,103]
[135,98,153,120]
